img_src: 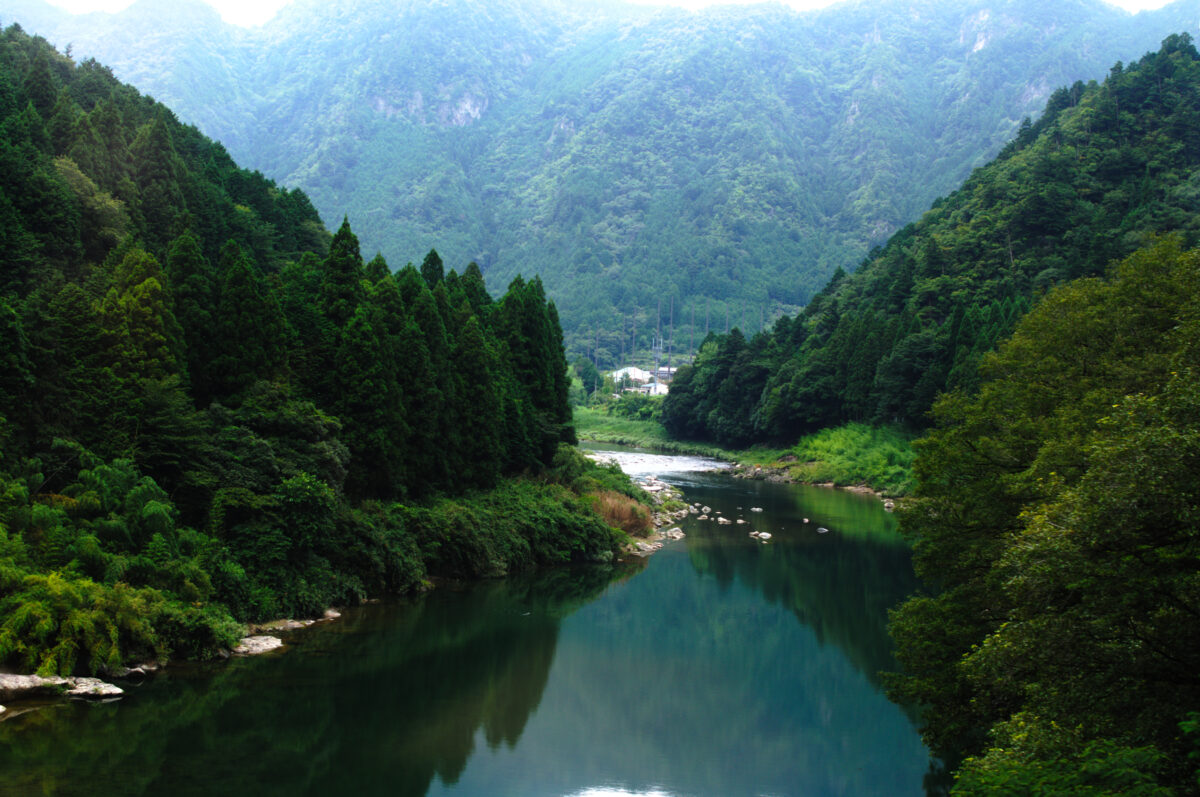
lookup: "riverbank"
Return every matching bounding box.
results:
[574,410,916,498]
[0,446,651,706]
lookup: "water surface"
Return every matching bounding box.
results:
[0,446,929,796]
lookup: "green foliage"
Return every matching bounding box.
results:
[18,0,1195,359]
[785,423,916,496]
[887,238,1200,791]
[953,715,1171,796]
[0,27,638,677]
[662,36,1200,446]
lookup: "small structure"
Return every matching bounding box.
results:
[610,366,653,385]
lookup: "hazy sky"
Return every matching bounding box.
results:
[43,0,1180,29]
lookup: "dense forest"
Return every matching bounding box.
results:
[659,34,1200,793]
[7,0,1199,356]
[0,26,637,677]
[663,34,1200,447]
[892,238,1200,793]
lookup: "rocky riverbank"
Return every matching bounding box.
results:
[728,461,898,510]
[624,474,692,556]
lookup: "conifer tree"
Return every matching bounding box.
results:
[211,243,289,400]
[420,248,444,288]
[461,261,492,316]
[451,314,503,487]
[131,110,186,250]
[333,303,406,498]
[166,231,218,404]
[318,217,365,330]
[99,247,184,384]
[365,252,389,283]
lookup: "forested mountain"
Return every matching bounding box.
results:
[6,0,1200,354]
[0,25,628,676]
[663,34,1200,446]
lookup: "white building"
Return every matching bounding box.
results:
[610,366,653,385]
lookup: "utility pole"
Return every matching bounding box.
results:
[690,304,695,363]
[620,314,626,367]
[667,295,674,379]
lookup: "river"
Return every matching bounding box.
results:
[0,445,931,796]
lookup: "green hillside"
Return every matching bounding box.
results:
[7,0,1199,354]
[0,25,632,676]
[663,34,1200,446]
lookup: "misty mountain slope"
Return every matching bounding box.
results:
[5,0,1199,354]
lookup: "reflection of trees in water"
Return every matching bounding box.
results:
[688,533,916,688]
[0,564,639,797]
[681,478,917,690]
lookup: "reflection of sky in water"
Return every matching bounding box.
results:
[571,790,676,797]
[429,447,927,797]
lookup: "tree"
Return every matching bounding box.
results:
[420,248,444,288]
[210,242,289,400]
[166,231,218,404]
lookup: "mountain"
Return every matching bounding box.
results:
[6,0,1200,356]
[661,33,1200,446]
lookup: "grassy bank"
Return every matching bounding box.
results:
[572,407,746,459]
[573,409,916,496]
[780,423,916,496]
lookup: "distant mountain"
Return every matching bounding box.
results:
[8,0,1199,354]
[661,33,1200,445]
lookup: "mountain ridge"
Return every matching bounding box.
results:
[6,0,1200,354]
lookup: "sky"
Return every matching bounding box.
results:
[42,0,1181,29]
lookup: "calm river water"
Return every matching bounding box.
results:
[0,446,931,796]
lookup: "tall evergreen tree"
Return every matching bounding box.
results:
[166,231,218,404]
[420,248,443,288]
[211,243,289,400]
[318,217,365,330]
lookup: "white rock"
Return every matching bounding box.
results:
[66,678,124,698]
[817,527,829,534]
[750,507,763,512]
[717,517,732,525]
[233,636,284,656]
[758,532,772,541]
[736,519,747,524]
[323,609,341,620]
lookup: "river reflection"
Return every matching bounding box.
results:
[0,448,930,797]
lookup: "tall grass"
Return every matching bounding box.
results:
[785,423,916,496]
[590,490,653,537]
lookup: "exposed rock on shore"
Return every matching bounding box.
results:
[728,462,897,504]
[232,636,284,656]
[0,673,124,702]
